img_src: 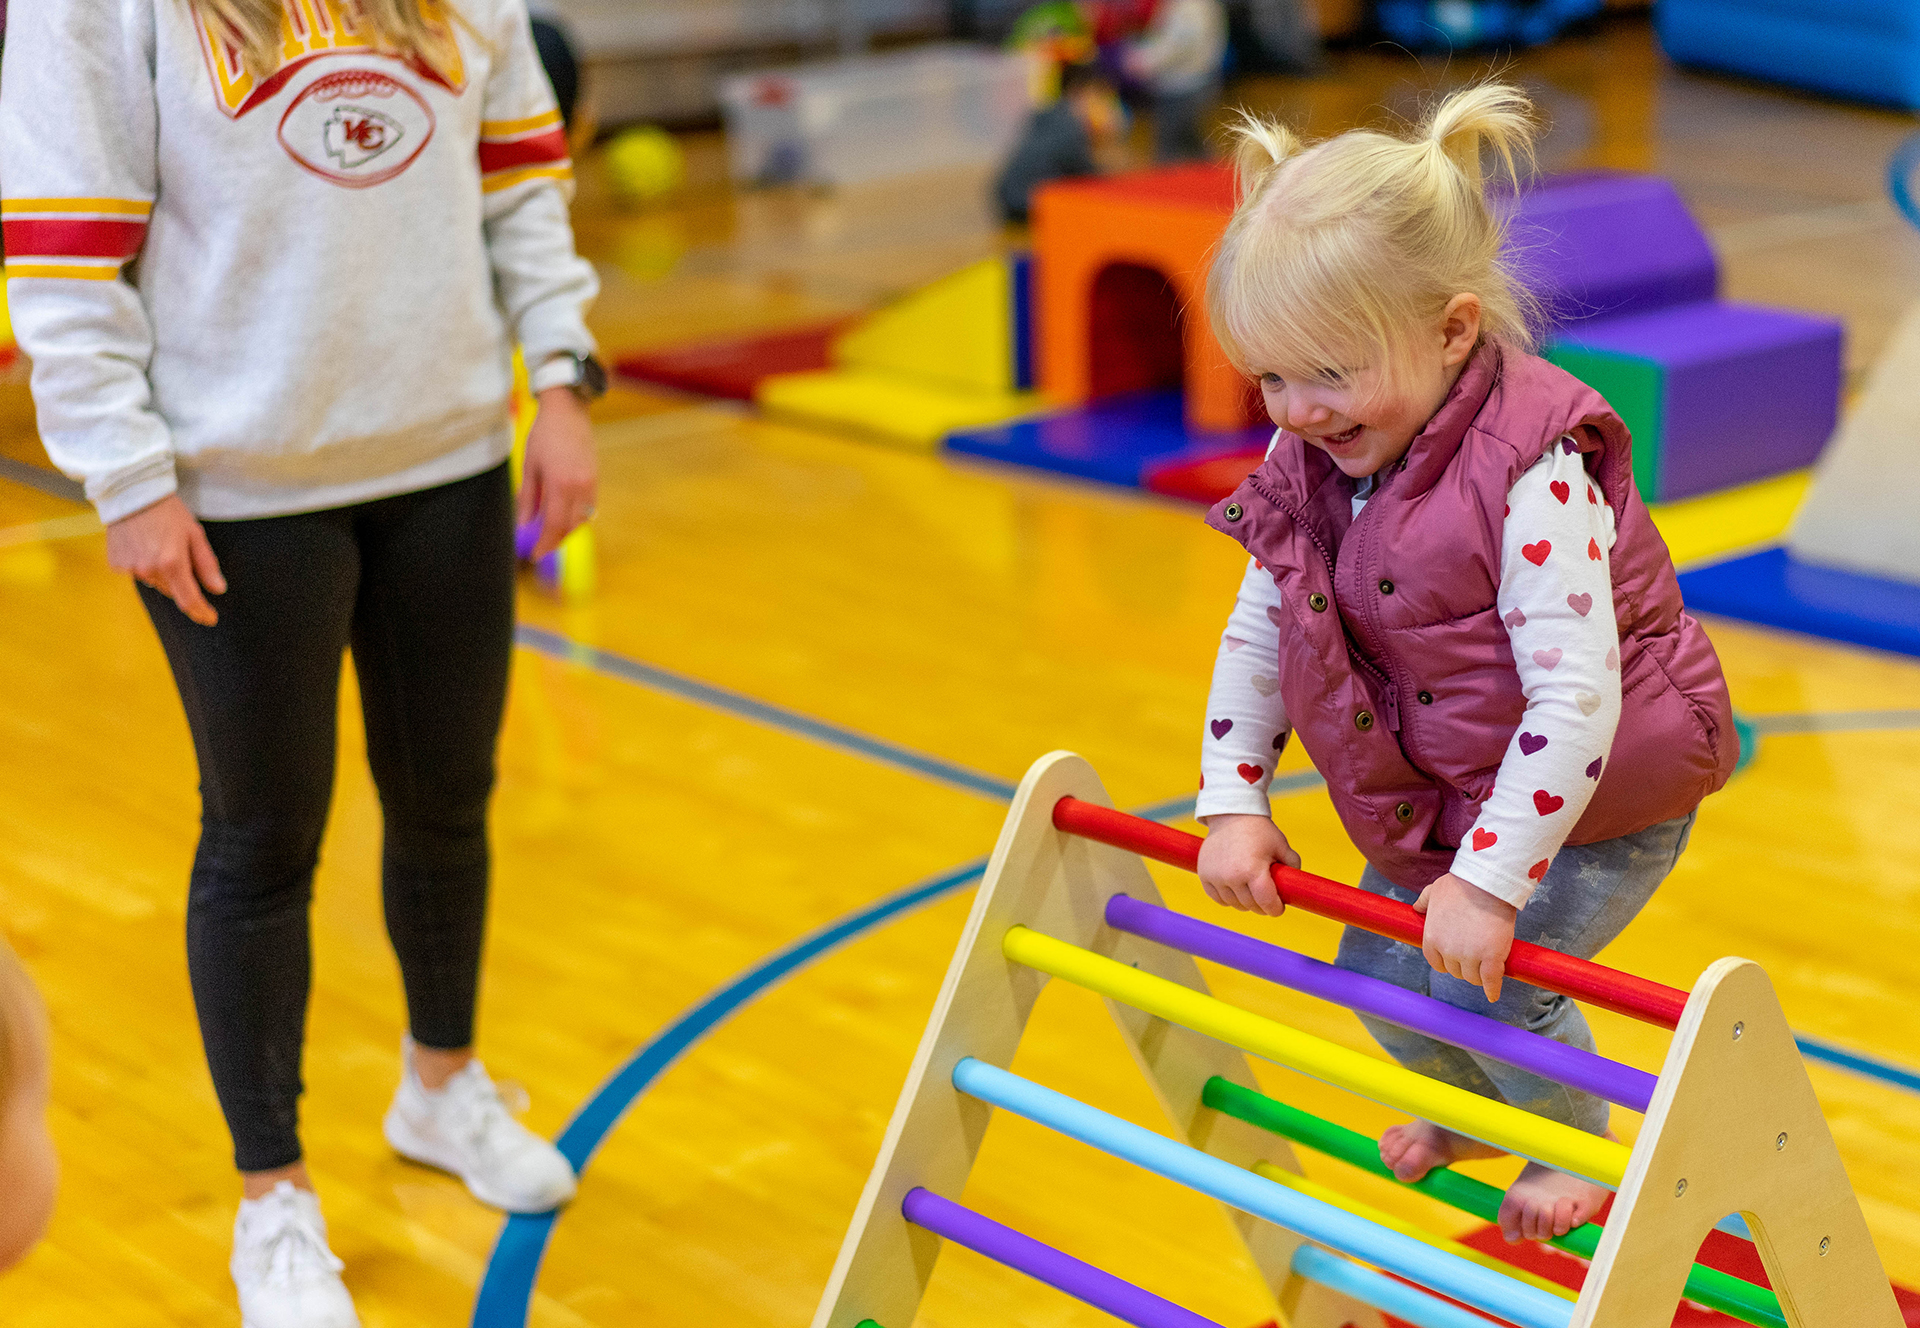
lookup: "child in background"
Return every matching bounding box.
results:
[1125,0,1227,161]
[1192,84,1736,1242]
[995,61,1123,224]
[0,936,56,1272]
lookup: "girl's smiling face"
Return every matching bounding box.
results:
[1255,293,1485,479]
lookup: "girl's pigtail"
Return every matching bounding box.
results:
[1227,112,1304,202]
[1421,82,1538,193]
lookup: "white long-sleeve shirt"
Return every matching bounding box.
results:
[1197,440,1622,907]
[0,0,599,523]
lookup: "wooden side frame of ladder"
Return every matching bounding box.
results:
[811,751,1903,1328]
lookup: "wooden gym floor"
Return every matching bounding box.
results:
[2,15,1918,1326]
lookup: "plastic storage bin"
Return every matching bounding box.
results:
[720,45,1032,187]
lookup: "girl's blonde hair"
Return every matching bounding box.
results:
[1206,82,1541,393]
[192,0,465,81]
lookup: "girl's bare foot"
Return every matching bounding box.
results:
[1497,1148,1616,1243]
[1378,1120,1506,1182]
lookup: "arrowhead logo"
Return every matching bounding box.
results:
[323,106,404,169]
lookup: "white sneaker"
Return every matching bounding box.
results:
[383,1042,577,1213]
[231,1182,360,1328]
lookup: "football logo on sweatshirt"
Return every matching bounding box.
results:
[278,69,434,188]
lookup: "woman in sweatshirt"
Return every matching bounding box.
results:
[1,0,601,1321]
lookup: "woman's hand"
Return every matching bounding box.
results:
[519,387,598,561]
[1196,814,1301,915]
[1412,873,1517,1003]
[106,493,225,626]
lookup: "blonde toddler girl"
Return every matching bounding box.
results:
[1193,84,1737,1244]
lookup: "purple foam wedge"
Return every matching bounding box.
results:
[900,1188,1224,1328]
[1559,299,1843,500]
[1500,173,1718,329]
[1104,893,1657,1112]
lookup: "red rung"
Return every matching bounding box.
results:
[1051,796,1688,1030]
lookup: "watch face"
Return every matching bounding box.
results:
[579,354,609,400]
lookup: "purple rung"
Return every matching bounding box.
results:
[900,1188,1224,1328]
[1104,894,1656,1113]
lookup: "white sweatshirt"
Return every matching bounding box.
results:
[1197,440,1623,908]
[0,0,599,523]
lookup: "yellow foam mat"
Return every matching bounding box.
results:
[832,257,1015,395]
[1647,469,1810,569]
[756,367,1048,449]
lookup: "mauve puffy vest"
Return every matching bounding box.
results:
[1205,342,1737,892]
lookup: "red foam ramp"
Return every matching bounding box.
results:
[614,318,853,400]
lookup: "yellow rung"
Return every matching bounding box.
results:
[1001,926,1630,1188]
[1252,1163,1579,1302]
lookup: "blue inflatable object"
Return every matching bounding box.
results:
[1375,0,1603,49]
[1658,1,1920,111]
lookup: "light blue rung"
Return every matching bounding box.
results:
[951,1058,1574,1328]
[1292,1244,1509,1328]
[1718,1213,1753,1240]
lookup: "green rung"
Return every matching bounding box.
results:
[1203,1077,1786,1328]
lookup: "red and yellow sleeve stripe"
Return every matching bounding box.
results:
[479,111,572,194]
[2,197,153,280]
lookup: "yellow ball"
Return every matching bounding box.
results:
[604,126,684,203]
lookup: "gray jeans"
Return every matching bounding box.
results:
[1334,811,1696,1138]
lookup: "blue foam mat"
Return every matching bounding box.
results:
[1678,546,1920,659]
[946,390,1267,488]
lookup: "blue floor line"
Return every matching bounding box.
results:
[1796,1034,1920,1095]
[470,857,991,1328]
[512,624,1019,803]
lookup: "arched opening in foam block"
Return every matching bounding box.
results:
[1087,262,1185,399]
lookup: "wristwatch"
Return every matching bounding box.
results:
[545,351,608,402]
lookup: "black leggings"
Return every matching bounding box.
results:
[140,464,515,1173]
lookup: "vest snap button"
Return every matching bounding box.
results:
[1355,710,1374,731]
[1379,579,1395,595]
[1223,502,1244,521]
[1395,801,1414,823]
[1417,690,1433,705]
[1309,592,1329,612]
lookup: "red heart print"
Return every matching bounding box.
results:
[1587,486,1598,504]
[1532,648,1563,671]
[1225,639,1246,652]
[1567,592,1592,616]
[1561,437,1577,455]
[1585,758,1602,779]
[1533,789,1565,816]
[1528,858,1551,881]
[1237,763,1264,784]
[1210,719,1233,739]
[1472,828,1497,851]
[1198,774,1205,789]
[1503,608,1526,629]
[1550,480,1570,504]
[1588,538,1602,561]
[1504,504,1510,517]
[1523,540,1551,566]
[1518,732,1547,755]
[1605,645,1619,672]
[1266,606,1287,630]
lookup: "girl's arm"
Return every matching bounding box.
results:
[0,0,172,523]
[1451,441,1624,906]
[1196,557,1301,913]
[477,0,602,557]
